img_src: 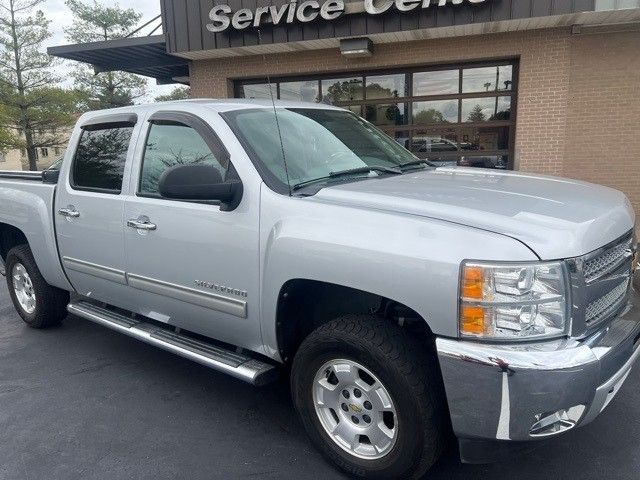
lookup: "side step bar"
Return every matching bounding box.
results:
[67,301,278,386]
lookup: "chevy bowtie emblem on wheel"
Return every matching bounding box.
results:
[349,403,362,413]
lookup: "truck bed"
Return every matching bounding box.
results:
[0,175,71,291]
[0,170,44,181]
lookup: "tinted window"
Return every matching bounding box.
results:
[72,125,133,192]
[139,123,227,196]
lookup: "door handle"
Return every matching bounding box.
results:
[127,219,157,231]
[58,207,80,218]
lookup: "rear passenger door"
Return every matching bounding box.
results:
[55,115,138,306]
[123,111,261,351]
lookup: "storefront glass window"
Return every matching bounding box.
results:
[461,96,511,122]
[366,74,406,99]
[239,83,274,99]
[412,100,459,124]
[234,60,517,170]
[413,69,459,96]
[462,65,513,93]
[279,80,320,102]
[364,103,407,126]
[321,77,364,103]
[457,125,510,151]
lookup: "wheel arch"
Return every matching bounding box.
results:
[275,278,435,363]
[0,223,29,266]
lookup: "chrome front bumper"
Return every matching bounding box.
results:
[436,286,640,442]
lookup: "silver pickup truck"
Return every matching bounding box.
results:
[1,100,638,479]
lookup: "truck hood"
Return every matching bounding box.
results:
[313,167,635,259]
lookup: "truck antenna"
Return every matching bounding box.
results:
[257,29,292,196]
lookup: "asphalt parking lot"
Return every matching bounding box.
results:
[0,285,639,480]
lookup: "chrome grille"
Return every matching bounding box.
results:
[583,238,632,282]
[585,280,629,325]
[568,231,636,336]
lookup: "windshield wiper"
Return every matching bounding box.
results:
[330,165,401,178]
[397,159,433,170]
[292,165,401,191]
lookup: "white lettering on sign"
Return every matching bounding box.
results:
[365,0,486,14]
[206,0,487,33]
[207,0,346,33]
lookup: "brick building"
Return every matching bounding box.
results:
[50,0,640,215]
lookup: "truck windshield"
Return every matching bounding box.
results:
[224,108,421,192]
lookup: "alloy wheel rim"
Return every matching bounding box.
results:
[12,263,36,314]
[312,359,398,460]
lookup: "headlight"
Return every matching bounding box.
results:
[459,261,569,340]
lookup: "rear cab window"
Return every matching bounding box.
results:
[71,121,135,193]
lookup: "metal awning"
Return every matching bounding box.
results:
[47,35,189,85]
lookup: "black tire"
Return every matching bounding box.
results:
[291,315,445,479]
[5,244,69,328]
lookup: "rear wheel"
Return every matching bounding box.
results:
[5,244,69,328]
[291,315,445,479]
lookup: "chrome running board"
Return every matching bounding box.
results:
[67,300,277,386]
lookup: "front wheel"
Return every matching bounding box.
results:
[291,315,446,479]
[5,244,69,328]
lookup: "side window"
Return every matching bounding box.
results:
[139,122,228,197]
[72,124,134,193]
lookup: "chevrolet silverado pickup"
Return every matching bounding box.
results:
[0,100,638,479]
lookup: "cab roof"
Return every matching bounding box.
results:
[77,98,344,125]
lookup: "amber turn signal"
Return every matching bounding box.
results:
[460,305,486,335]
[462,265,484,300]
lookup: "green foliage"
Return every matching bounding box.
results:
[413,108,447,124]
[466,104,486,122]
[65,0,141,42]
[0,0,80,169]
[155,86,191,102]
[65,0,147,109]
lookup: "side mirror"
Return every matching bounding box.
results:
[158,164,243,211]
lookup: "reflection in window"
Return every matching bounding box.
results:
[139,123,226,196]
[412,100,458,124]
[409,127,459,164]
[365,74,406,99]
[595,0,640,11]
[459,155,509,169]
[462,97,511,122]
[458,126,510,151]
[279,81,320,102]
[364,104,407,126]
[322,77,364,103]
[234,61,517,171]
[462,66,513,93]
[413,69,459,96]
[347,105,362,116]
[239,83,274,99]
[72,126,133,192]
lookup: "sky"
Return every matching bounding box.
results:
[41,0,176,100]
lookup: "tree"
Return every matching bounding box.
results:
[413,108,447,124]
[155,86,190,102]
[65,0,147,109]
[466,104,486,122]
[0,0,79,170]
[324,79,363,104]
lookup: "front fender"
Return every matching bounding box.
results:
[259,188,538,361]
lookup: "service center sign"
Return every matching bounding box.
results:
[207,0,487,33]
